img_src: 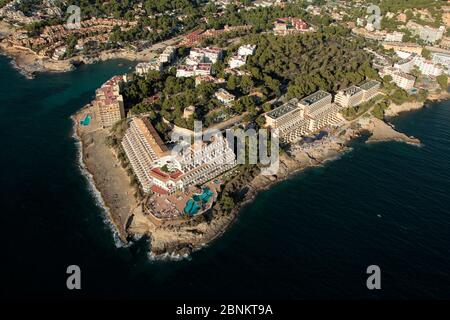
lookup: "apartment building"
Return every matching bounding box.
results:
[419,26,445,44]
[94,75,126,128]
[298,90,333,114]
[177,137,236,189]
[414,57,444,76]
[382,42,423,55]
[176,47,220,78]
[384,31,404,42]
[228,55,247,69]
[135,59,163,75]
[394,56,415,73]
[432,52,450,75]
[159,46,176,64]
[238,44,257,56]
[334,86,364,108]
[189,47,223,63]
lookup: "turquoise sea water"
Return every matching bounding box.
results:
[1,55,450,299]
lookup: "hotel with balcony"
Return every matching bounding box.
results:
[380,67,416,90]
[121,118,170,193]
[334,86,364,108]
[359,80,381,101]
[265,90,341,143]
[121,117,236,195]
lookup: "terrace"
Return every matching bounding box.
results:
[144,180,222,220]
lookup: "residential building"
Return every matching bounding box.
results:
[227,43,256,69]
[382,42,423,55]
[189,47,223,63]
[432,52,450,75]
[159,46,176,64]
[385,31,404,42]
[121,117,170,193]
[176,65,196,78]
[228,55,247,69]
[238,44,257,56]
[394,56,415,73]
[135,59,163,75]
[273,17,309,35]
[407,21,445,44]
[176,46,220,78]
[414,57,444,76]
[380,67,416,90]
[176,63,212,77]
[419,26,445,44]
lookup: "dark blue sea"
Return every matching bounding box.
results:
[1,55,449,299]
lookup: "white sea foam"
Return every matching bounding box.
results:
[71,116,129,248]
[0,52,33,79]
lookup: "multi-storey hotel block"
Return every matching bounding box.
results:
[379,67,416,90]
[121,117,236,194]
[359,80,381,101]
[121,118,169,192]
[334,80,380,108]
[334,86,364,108]
[265,81,381,143]
[94,75,126,128]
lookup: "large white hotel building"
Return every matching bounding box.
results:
[265,90,341,143]
[121,117,236,194]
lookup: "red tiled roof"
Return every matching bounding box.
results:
[151,185,169,195]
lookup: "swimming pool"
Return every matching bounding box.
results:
[80,115,91,126]
[183,187,214,216]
